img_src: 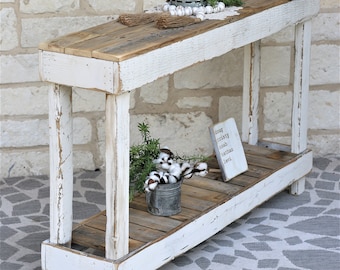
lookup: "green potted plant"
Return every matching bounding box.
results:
[129,122,209,216]
[129,122,160,200]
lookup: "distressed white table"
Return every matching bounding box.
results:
[39,0,319,269]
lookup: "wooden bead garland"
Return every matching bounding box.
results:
[162,1,226,20]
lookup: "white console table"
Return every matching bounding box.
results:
[39,0,319,269]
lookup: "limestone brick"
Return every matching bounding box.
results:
[320,0,340,9]
[312,13,340,42]
[1,119,49,147]
[140,76,168,104]
[19,0,79,14]
[0,8,18,51]
[308,134,340,157]
[263,91,292,132]
[130,90,136,109]
[1,150,49,178]
[310,44,340,85]
[73,150,95,171]
[0,116,92,148]
[309,90,340,129]
[218,96,242,132]
[73,117,92,144]
[96,117,105,168]
[21,16,114,48]
[0,85,48,115]
[130,112,214,156]
[87,0,139,13]
[1,149,96,178]
[144,0,165,10]
[261,26,294,44]
[260,46,291,87]
[0,0,15,3]
[97,140,106,169]
[174,48,243,89]
[263,133,340,159]
[0,53,39,84]
[73,88,105,112]
[176,96,212,109]
[96,116,105,143]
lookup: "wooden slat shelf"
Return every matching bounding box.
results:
[72,143,309,255]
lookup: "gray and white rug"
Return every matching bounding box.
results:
[1,156,339,270]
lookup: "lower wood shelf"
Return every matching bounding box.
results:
[42,143,312,270]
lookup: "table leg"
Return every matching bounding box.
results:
[48,84,73,246]
[105,92,130,260]
[290,20,312,195]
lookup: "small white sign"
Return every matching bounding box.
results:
[209,118,248,181]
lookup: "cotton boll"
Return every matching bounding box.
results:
[154,151,173,170]
[159,151,170,160]
[153,157,162,167]
[159,171,170,184]
[180,162,193,178]
[205,5,213,14]
[184,6,192,16]
[169,9,177,16]
[147,181,158,191]
[195,162,208,170]
[177,8,185,16]
[159,157,173,171]
[196,12,205,21]
[160,147,174,159]
[169,5,176,11]
[197,6,205,14]
[194,162,208,177]
[168,163,181,183]
[168,175,178,184]
[169,163,181,178]
[218,2,226,11]
[163,3,170,12]
[182,168,194,179]
[180,162,191,174]
[144,178,159,192]
[148,172,161,182]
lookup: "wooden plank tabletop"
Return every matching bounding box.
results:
[39,0,290,62]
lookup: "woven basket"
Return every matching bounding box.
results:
[170,0,205,7]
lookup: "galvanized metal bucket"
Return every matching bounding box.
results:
[146,181,181,216]
[170,0,205,7]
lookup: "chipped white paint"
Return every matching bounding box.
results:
[41,241,114,270]
[41,150,313,270]
[39,51,117,93]
[242,41,261,145]
[290,21,313,195]
[48,84,73,245]
[117,0,319,92]
[38,0,319,94]
[105,92,130,259]
[115,151,313,270]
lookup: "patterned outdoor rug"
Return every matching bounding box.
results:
[1,155,339,270]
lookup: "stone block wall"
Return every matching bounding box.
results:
[0,0,339,178]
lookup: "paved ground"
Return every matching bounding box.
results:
[1,155,339,270]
